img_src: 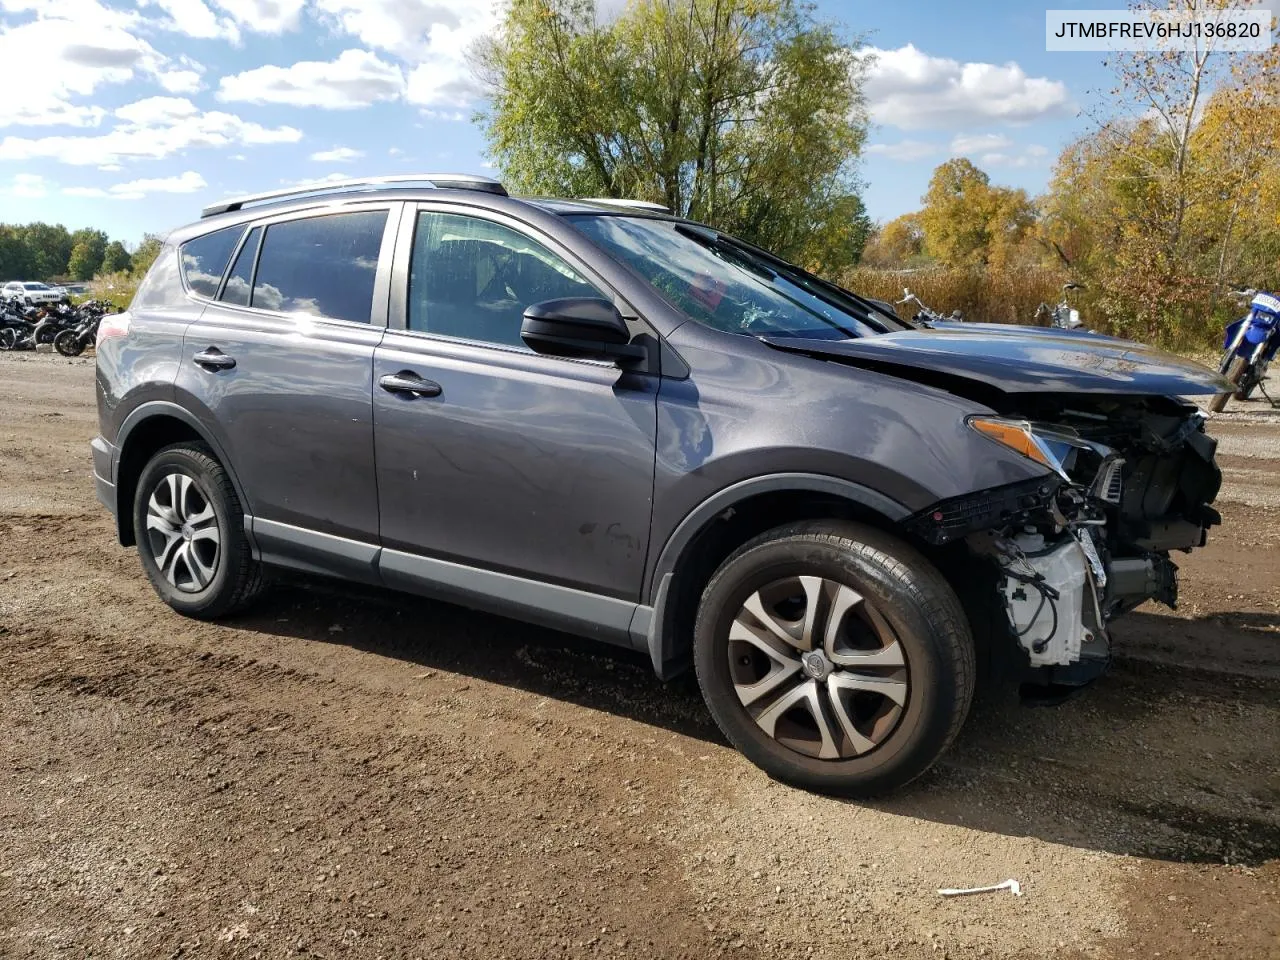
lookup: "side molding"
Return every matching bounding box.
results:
[380,548,647,650]
[254,518,381,585]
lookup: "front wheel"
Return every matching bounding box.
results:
[1209,355,1249,412]
[132,443,265,619]
[53,329,84,357]
[693,521,975,796]
[0,328,14,351]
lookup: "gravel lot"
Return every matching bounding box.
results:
[1,351,1277,959]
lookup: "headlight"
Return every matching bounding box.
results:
[967,417,1092,481]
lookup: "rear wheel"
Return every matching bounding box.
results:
[693,521,975,796]
[1209,355,1249,412]
[53,329,84,357]
[132,444,264,619]
[0,328,14,351]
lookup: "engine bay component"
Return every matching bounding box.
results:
[999,532,1096,667]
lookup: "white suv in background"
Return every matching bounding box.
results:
[3,281,69,305]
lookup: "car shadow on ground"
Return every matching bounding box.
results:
[229,582,1280,868]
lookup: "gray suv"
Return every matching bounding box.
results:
[93,174,1227,794]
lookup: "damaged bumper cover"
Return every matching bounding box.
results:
[906,403,1221,692]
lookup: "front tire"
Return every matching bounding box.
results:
[132,443,264,619]
[693,521,975,796]
[1209,355,1249,412]
[53,330,84,357]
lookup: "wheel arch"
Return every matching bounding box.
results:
[643,474,910,680]
[113,402,250,548]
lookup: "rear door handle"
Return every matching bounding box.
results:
[379,371,442,398]
[194,348,236,371]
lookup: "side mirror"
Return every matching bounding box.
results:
[520,298,645,363]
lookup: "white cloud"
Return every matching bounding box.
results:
[950,133,1013,154]
[948,134,1052,168]
[388,146,404,157]
[218,49,405,108]
[62,169,208,200]
[139,0,238,41]
[310,146,364,162]
[114,95,200,127]
[859,44,1074,130]
[7,173,49,198]
[0,0,211,128]
[0,9,164,128]
[211,0,305,33]
[313,0,495,108]
[0,97,301,166]
[158,69,203,94]
[866,139,940,162]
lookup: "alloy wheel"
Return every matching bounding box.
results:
[144,472,220,593]
[728,576,909,760]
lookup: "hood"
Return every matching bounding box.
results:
[762,325,1232,396]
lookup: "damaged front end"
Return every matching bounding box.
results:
[907,395,1222,696]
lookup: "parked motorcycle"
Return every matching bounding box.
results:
[1036,282,1086,330]
[1208,289,1280,413]
[53,313,103,357]
[896,288,963,326]
[30,302,79,346]
[0,298,39,351]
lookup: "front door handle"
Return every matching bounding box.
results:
[379,371,442,398]
[194,348,236,371]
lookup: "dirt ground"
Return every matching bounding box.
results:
[1,351,1277,960]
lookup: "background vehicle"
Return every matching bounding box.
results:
[1208,289,1279,413]
[896,287,962,324]
[1035,282,1086,330]
[0,298,39,350]
[92,174,1228,796]
[2,280,69,305]
[53,305,108,357]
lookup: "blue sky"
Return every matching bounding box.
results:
[0,0,1114,245]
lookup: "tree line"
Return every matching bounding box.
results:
[0,223,165,285]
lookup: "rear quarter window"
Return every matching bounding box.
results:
[131,242,187,310]
[180,225,244,298]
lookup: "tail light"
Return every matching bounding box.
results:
[96,310,131,348]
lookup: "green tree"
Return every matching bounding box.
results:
[130,234,164,278]
[101,240,132,275]
[0,225,34,280]
[16,222,72,279]
[68,228,108,280]
[474,0,869,268]
[918,159,1036,268]
[861,213,926,269]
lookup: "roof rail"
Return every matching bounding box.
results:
[579,198,671,213]
[201,173,509,219]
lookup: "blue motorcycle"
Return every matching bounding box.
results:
[1208,289,1280,413]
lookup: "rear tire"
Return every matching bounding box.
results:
[0,328,13,351]
[132,443,264,619]
[693,520,975,796]
[53,330,84,357]
[1209,355,1248,412]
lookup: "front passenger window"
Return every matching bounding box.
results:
[408,212,604,348]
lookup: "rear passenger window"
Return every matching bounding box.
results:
[180,226,243,298]
[220,227,261,307]
[251,211,388,323]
